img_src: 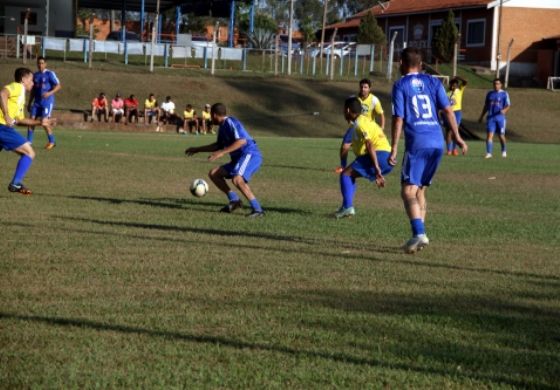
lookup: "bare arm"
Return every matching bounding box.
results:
[185,142,220,156]
[389,116,403,166]
[0,88,13,125]
[208,138,247,162]
[442,106,468,154]
[378,112,386,130]
[366,139,384,188]
[501,104,511,115]
[43,83,61,99]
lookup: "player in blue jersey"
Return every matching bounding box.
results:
[185,103,264,217]
[27,56,61,150]
[478,78,510,158]
[389,48,468,253]
[1,68,56,195]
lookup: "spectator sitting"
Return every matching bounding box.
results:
[183,104,198,134]
[91,92,109,122]
[111,93,125,123]
[144,93,159,124]
[198,103,214,134]
[158,96,181,132]
[124,94,139,124]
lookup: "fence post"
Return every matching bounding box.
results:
[504,38,514,88]
[386,32,398,80]
[163,43,168,67]
[16,34,20,59]
[274,34,279,76]
[203,47,208,69]
[369,45,375,73]
[339,51,344,77]
[42,38,46,57]
[242,48,248,71]
[124,40,129,65]
[312,53,316,77]
[354,49,358,77]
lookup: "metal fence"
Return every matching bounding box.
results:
[1,34,400,80]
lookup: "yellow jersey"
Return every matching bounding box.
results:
[202,110,211,120]
[183,109,195,119]
[145,98,157,109]
[448,86,464,111]
[0,82,26,125]
[357,93,383,121]
[351,116,391,157]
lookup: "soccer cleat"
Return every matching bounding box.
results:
[8,183,32,195]
[220,200,242,213]
[403,234,429,254]
[45,143,56,150]
[502,151,507,158]
[484,153,493,159]
[247,210,264,218]
[335,206,355,219]
[452,149,459,156]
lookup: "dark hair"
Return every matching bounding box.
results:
[37,56,46,62]
[149,93,154,97]
[186,104,192,109]
[211,103,227,117]
[99,92,105,96]
[14,67,32,82]
[493,78,502,84]
[344,97,362,115]
[166,96,171,101]
[129,94,135,98]
[400,47,422,67]
[450,78,459,86]
[359,78,372,87]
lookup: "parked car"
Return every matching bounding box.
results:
[309,41,355,58]
[106,30,141,41]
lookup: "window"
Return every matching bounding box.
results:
[466,19,485,47]
[20,11,37,25]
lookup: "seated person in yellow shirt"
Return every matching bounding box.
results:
[144,93,159,124]
[183,104,198,134]
[335,97,393,219]
[198,103,214,134]
[0,67,56,195]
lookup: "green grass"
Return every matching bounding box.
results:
[1,129,559,388]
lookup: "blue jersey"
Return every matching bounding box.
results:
[32,69,60,105]
[217,116,261,160]
[392,73,448,152]
[484,90,510,118]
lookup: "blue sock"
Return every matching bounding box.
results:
[11,155,33,185]
[27,129,34,143]
[486,141,493,154]
[340,174,355,209]
[47,133,55,144]
[410,218,425,236]
[340,157,347,168]
[249,198,262,212]
[227,191,240,202]
[501,144,506,153]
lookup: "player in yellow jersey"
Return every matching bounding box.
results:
[444,76,467,155]
[335,97,393,219]
[0,67,55,195]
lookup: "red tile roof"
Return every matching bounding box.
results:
[355,0,493,18]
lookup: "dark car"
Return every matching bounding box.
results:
[106,31,141,41]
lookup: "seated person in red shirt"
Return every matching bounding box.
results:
[124,94,139,124]
[91,92,108,122]
[111,93,125,123]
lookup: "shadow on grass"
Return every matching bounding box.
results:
[1,310,553,388]
[280,289,560,388]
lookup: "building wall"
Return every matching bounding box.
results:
[4,0,74,36]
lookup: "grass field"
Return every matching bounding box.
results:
[1,129,559,388]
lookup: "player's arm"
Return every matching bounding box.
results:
[185,142,220,156]
[365,139,384,188]
[208,138,246,162]
[0,87,14,125]
[44,83,61,99]
[375,101,385,129]
[501,93,511,115]
[389,116,403,166]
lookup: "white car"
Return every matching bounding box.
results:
[309,42,355,58]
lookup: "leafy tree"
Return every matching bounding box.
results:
[432,10,458,62]
[357,11,385,45]
[238,12,277,49]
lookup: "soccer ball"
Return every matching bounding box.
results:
[190,178,209,197]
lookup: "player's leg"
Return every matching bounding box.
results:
[232,175,262,217]
[27,104,39,143]
[452,111,462,155]
[209,165,243,213]
[43,103,56,150]
[445,128,453,155]
[0,126,35,194]
[498,118,507,157]
[486,119,495,158]
[336,166,358,218]
[231,153,264,216]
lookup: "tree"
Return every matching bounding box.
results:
[357,11,386,45]
[238,12,277,49]
[432,10,458,63]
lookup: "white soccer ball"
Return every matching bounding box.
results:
[190,178,209,197]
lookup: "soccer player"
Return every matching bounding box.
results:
[478,78,511,158]
[335,97,393,219]
[27,56,61,150]
[444,76,467,156]
[185,103,264,218]
[1,67,55,195]
[389,48,468,254]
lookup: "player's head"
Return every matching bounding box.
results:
[149,93,155,100]
[400,47,422,75]
[15,67,34,91]
[165,96,171,102]
[186,104,192,110]
[204,103,210,111]
[359,78,371,97]
[37,56,47,71]
[344,97,362,121]
[99,92,105,98]
[129,94,135,99]
[493,78,503,91]
[210,103,227,125]
[450,78,459,90]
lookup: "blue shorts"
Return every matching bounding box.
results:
[0,125,28,151]
[222,152,262,183]
[443,110,462,129]
[351,151,392,181]
[342,126,354,144]
[401,148,443,187]
[30,102,54,118]
[487,116,506,135]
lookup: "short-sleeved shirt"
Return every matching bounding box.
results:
[0,82,26,125]
[217,116,261,161]
[357,93,383,121]
[448,86,464,111]
[202,110,211,120]
[161,101,175,114]
[112,98,124,109]
[92,97,106,108]
[484,90,510,118]
[351,115,391,157]
[32,69,59,105]
[183,109,196,119]
[124,98,138,109]
[392,72,448,152]
[145,98,157,109]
